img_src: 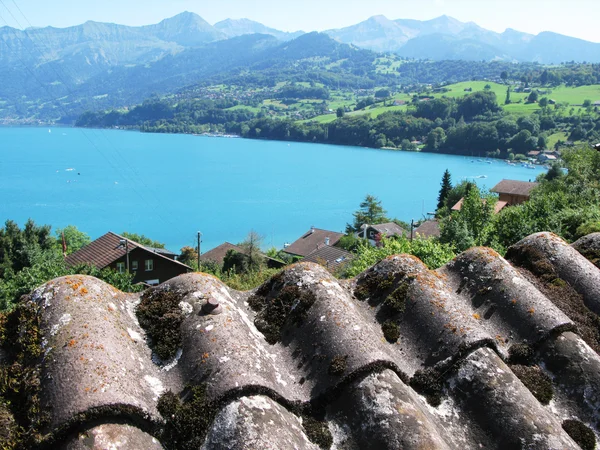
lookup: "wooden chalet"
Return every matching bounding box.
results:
[65,232,191,286]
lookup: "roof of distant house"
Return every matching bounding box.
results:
[302,246,354,269]
[283,227,344,257]
[18,231,600,448]
[65,231,191,270]
[201,242,284,268]
[491,179,539,197]
[414,220,441,238]
[451,198,508,214]
[145,246,177,257]
[363,222,408,238]
[200,242,245,266]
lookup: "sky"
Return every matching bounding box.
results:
[0,0,599,43]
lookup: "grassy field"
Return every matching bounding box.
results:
[226,104,262,113]
[547,131,569,148]
[546,85,600,105]
[438,81,508,100]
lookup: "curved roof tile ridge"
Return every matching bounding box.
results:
[6,231,600,448]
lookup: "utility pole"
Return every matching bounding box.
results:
[197,231,202,270]
[410,219,414,242]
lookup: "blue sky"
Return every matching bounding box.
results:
[1,0,599,42]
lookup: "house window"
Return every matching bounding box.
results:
[116,262,125,273]
[131,260,138,271]
[145,259,154,271]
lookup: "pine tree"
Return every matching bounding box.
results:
[437,170,453,211]
[505,87,511,105]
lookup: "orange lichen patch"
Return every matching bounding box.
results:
[107,305,115,312]
[67,339,77,347]
[473,313,481,320]
[495,335,505,346]
[444,323,458,334]
[511,299,517,305]
[79,287,88,295]
[528,307,535,315]
[201,352,210,364]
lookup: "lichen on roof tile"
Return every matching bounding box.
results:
[2,232,600,449]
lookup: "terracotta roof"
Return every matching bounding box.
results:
[414,220,441,238]
[200,242,285,268]
[200,242,244,266]
[6,232,600,448]
[451,198,508,214]
[283,227,344,257]
[302,246,354,269]
[491,179,539,197]
[65,231,191,270]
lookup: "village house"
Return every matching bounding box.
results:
[65,232,191,286]
[538,153,557,163]
[491,179,539,206]
[414,220,441,238]
[451,197,508,214]
[282,226,344,258]
[358,222,408,246]
[451,179,538,215]
[302,245,354,271]
[200,242,285,269]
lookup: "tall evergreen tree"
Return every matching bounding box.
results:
[437,170,453,211]
[346,195,388,233]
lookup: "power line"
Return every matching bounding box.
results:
[0,2,178,230]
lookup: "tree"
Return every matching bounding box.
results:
[426,127,446,151]
[440,185,496,251]
[178,246,198,269]
[121,232,165,249]
[336,107,345,118]
[527,91,539,103]
[437,170,453,212]
[346,195,389,233]
[505,87,511,105]
[222,249,249,274]
[55,225,90,255]
[238,230,265,272]
[500,71,508,82]
[0,219,53,278]
[375,89,391,98]
[538,97,549,109]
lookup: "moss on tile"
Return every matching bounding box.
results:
[562,419,596,450]
[157,385,215,450]
[137,289,183,361]
[382,320,400,343]
[510,365,553,405]
[302,416,333,449]
[0,299,49,448]
[252,285,316,344]
[328,355,348,376]
[507,343,535,365]
[410,368,444,407]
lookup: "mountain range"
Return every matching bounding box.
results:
[0,11,598,122]
[325,14,600,63]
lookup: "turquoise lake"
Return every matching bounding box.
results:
[0,127,546,252]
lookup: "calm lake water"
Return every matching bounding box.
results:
[0,127,545,252]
